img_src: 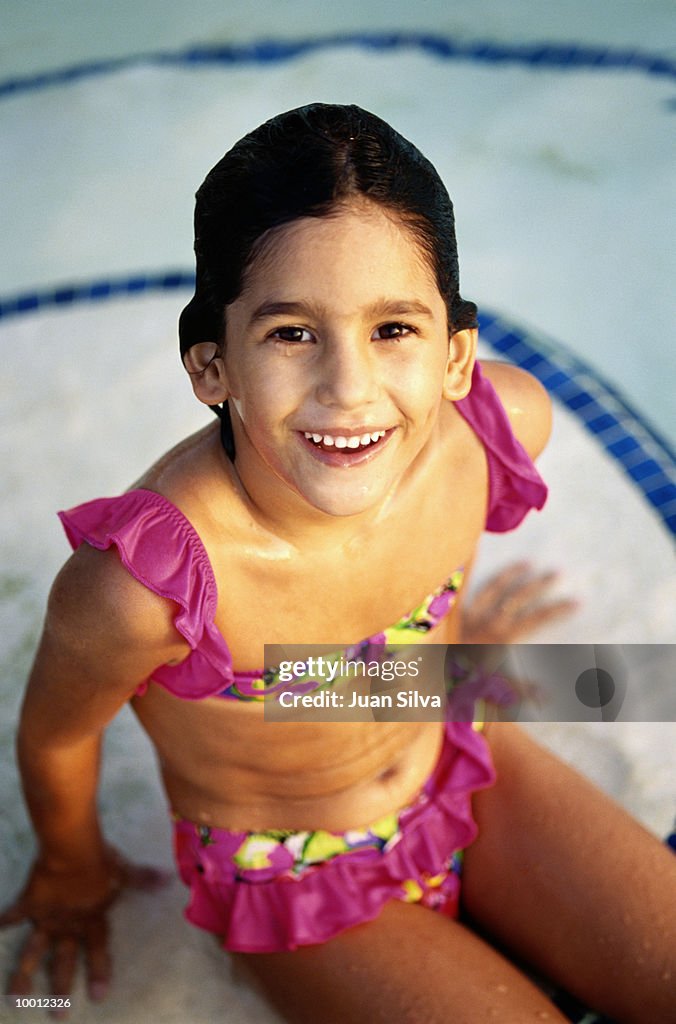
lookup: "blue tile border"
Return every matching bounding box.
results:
[1,33,675,100]
[0,274,194,318]
[0,273,674,536]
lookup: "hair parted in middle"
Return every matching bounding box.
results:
[179,103,477,361]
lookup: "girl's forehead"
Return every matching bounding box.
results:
[239,201,439,304]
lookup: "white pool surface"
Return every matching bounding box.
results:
[0,3,674,1021]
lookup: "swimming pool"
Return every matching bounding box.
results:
[1,5,674,1022]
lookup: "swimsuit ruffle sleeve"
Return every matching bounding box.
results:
[456,362,548,532]
[58,489,235,700]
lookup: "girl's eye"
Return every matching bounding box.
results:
[372,322,416,340]
[270,326,313,344]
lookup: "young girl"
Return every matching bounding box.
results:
[2,104,674,1024]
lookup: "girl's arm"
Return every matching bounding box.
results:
[1,544,186,1002]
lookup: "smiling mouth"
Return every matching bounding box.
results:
[302,430,387,453]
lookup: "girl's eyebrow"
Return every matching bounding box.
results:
[248,298,436,325]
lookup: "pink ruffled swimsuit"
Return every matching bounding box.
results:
[58,361,547,952]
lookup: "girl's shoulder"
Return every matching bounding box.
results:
[131,421,252,551]
[477,360,552,460]
[57,423,242,673]
[50,534,191,698]
[134,421,237,513]
[447,360,550,534]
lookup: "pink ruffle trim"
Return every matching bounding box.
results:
[58,489,237,699]
[456,363,548,532]
[173,721,495,952]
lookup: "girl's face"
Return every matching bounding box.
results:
[221,201,468,520]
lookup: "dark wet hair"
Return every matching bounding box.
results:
[179,103,477,455]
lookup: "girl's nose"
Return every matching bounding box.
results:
[315,339,380,410]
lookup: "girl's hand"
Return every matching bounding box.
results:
[0,847,169,1015]
[462,562,578,644]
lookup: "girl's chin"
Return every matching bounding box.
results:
[290,476,389,519]
[249,430,403,517]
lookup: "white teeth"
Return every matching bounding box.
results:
[303,430,387,449]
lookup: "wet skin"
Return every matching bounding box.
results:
[3,200,585,1013]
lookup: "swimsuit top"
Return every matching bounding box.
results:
[58,362,547,702]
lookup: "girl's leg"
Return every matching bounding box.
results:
[463,723,676,1024]
[232,899,570,1024]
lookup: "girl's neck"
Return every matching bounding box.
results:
[230,454,393,548]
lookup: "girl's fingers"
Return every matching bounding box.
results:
[498,571,558,611]
[3,857,166,1015]
[484,568,558,615]
[483,561,532,588]
[463,563,576,643]
[84,916,111,1001]
[497,598,580,641]
[465,563,532,616]
[50,936,79,1001]
[7,927,50,995]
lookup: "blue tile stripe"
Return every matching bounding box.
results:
[0,273,194,317]
[1,33,675,100]
[0,273,674,536]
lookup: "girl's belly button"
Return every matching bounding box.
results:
[376,765,399,784]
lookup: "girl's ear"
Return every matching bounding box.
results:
[182,343,230,406]
[443,328,477,401]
